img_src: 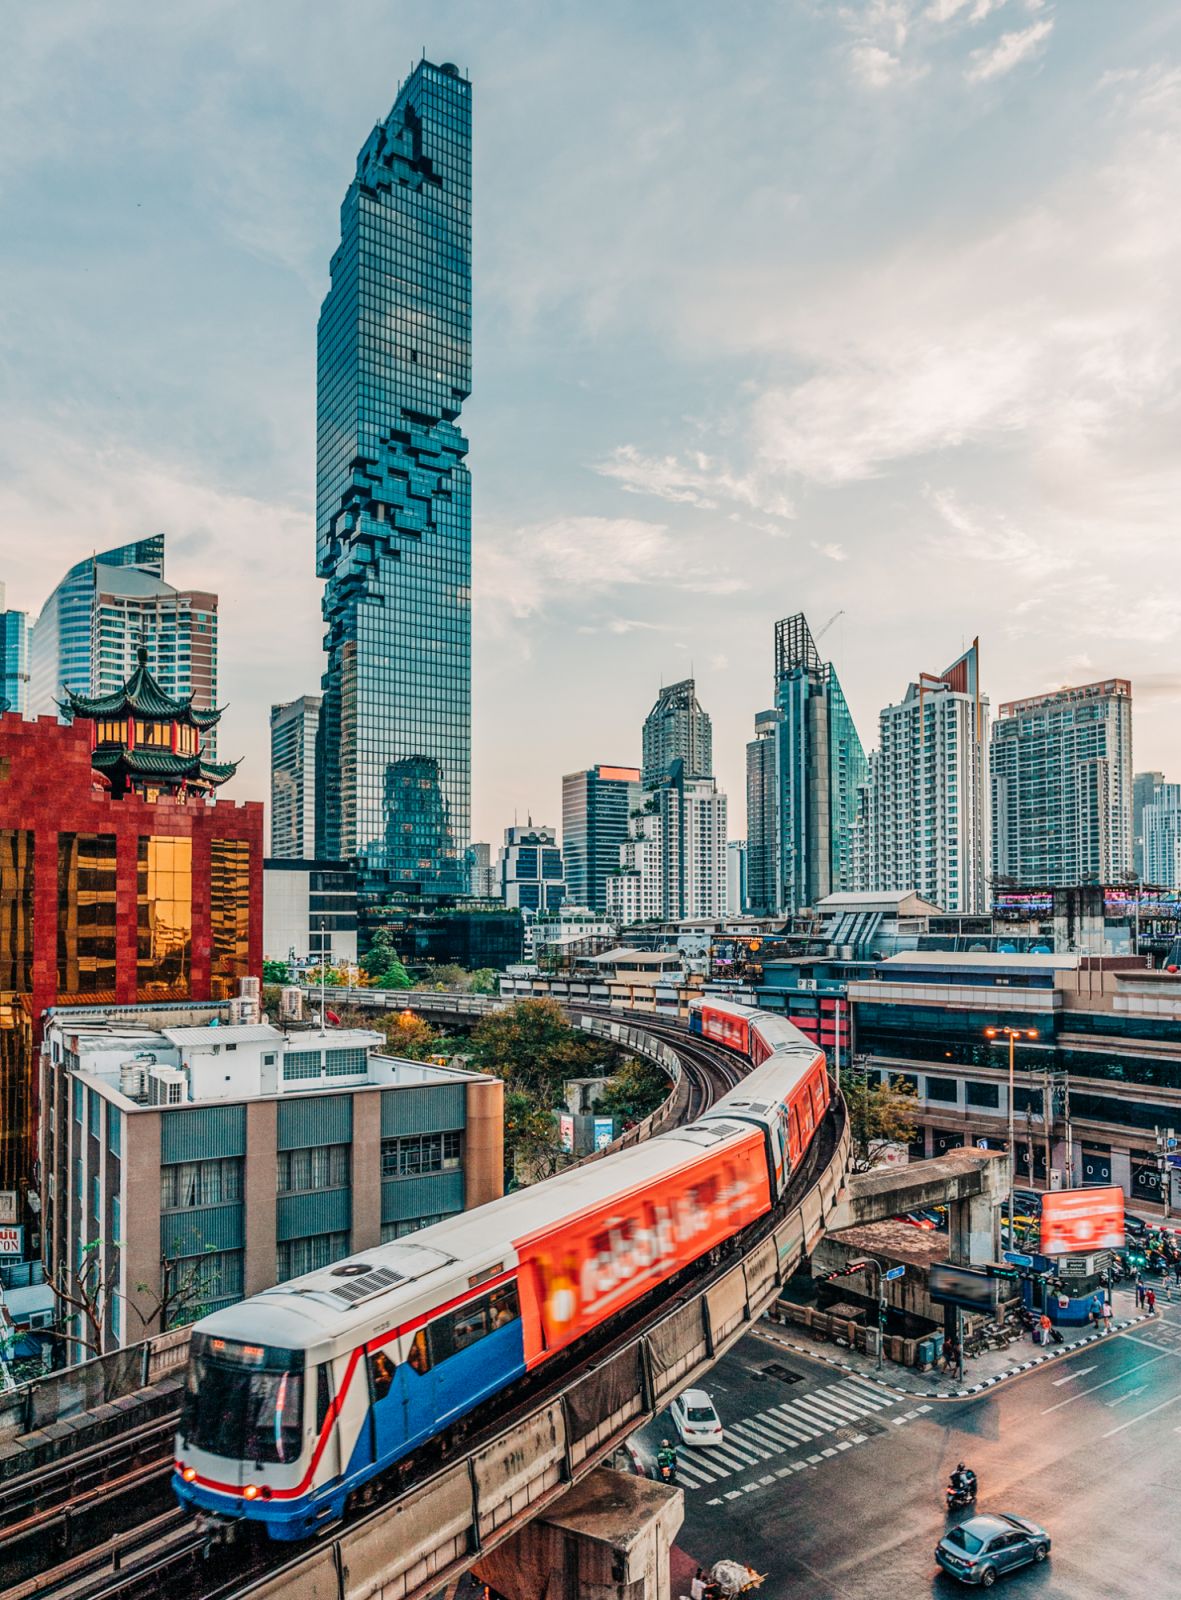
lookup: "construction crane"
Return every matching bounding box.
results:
[814,609,844,643]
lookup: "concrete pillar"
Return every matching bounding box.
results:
[243,1098,277,1298]
[471,1468,683,1600]
[948,1192,998,1266]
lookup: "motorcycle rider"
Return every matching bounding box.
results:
[948,1462,977,1502]
[656,1438,679,1483]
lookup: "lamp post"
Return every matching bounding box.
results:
[985,1025,1039,1245]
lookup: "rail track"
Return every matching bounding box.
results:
[1,1012,751,1600]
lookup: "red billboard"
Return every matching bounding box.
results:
[1039,1186,1125,1256]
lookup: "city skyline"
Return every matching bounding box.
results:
[2,4,1180,844]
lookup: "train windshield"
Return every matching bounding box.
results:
[181,1334,305,1464]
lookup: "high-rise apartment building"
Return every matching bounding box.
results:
[855,640,989,912]
[1134,770,1166,880]
[745,708,783,917]
[270,696,321,859]
[466,842,498,899]
[29,537,219,755]
[1142,783,1181,890]
[499,824,565,915]
[562,765,642,913]
[727,840,748,916]
[316,61,472,893]
[641,679,712,787]
[991,679,1133,887]
[0,586,29,715]
[607,766,728,925]
[607,808,663,925]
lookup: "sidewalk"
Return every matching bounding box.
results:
[756,1285,1157,1400]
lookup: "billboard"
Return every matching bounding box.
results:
[559,1114,574,1154]
[928,1262,999,1311]
[0,1193,16,1224]
[0,1226,23,1258]
[593,1117,614,1151]
[1039,1185,1125,1256]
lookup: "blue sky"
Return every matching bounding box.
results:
[2,1,1179,843]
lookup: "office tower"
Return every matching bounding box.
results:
[991,679,1133,887]
[270,696,322,859]
[29,536,219,754]
[1134,770,1166,879]
[607,766,727,924]
[641,678,712,787]
[856,640,989,912]
[562,765,642,912]
[467,841,498,898]
[316,61,472,892]
[499,824,565,914]
[727,840,747,916]
[745,708,783,917]
[0,586,29,714]
[1142,783,1181,890]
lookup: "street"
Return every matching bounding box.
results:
[635,1304,1181,1599]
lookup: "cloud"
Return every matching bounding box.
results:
[596,444,794,520]
[813,541,849,561]
[965,18,1053,82]
[849,44,929,89]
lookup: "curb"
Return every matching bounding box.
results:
[756,1312,1155,1400]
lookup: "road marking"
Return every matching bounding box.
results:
[1103,1391,1181,1438]
[1041,1352,1169,1412]
[1105,1386,1147,1408]
[1051,1366,1096,1387]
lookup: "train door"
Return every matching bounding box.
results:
[312,1358,341,1481]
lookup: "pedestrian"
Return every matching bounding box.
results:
[1038,1312,1052,1346]
[1101,1298,1113,1332]
[690,1569,707,1600]
[1147,1287,1157,1315]
[1136,1275,1146,1309]
[1090,1293,1104,1326]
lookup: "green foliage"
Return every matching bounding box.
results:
[376,1009,441,1060]
[360,926,401,979]
[468,998,603,1103]
[503,1088,566,1185]
[374,954,414,990]
[429,963,472,991]
[595,1057,672,1127]
[468,967,500,995]
[262,958,290,984]
[844,1070,919,1173]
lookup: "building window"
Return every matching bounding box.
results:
[164,1248,244,1326]
[965,1080,1000,1109]
[57,833,118,996]
[137,836,192,999]
[283,1051,322,1081]
[381,1212,453,1243]
[108,1106,122,1156]
[210,840,252,1001]
[277,1230,350,1280]
[277,1144,350,1194]
[924,1076,959,1104]
[160,1156,243,1211]
[88,1089,102,1138]
[325,1048,367,1077]
[380,1131,461,1178]
[112,1192,122,1245]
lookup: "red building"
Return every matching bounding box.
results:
[0,655,262,1233]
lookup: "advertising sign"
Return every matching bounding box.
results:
[0,1227,23,1258]
[559,1114,574,1154]
[593,1116,614,1151]
[1039,1185,1124,1256]
[0,1193,16,1224]
[928,1262,998,1311]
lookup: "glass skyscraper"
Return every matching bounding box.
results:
[316,60,472,892]
[0,587,29,715]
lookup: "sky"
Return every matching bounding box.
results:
[2,0,1179,846]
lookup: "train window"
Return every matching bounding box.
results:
[369,1348,396,1402]
[489,1283,520,1329]
[406,1329,431,1375]
[317,1364,333,1429]
[452,1301,489,1351]
[810,1076,826,1117]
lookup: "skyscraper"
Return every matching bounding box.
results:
[991,679,1133,887]
[726,840,747,916]
[745,707,783,917]
[0,586,29,715]
[499,824,565,914]
[270,696,322,859]
[641,678,712,787]
[316,61,472,892]
[562,765,642,912]
[855,640,989,912]
[29,537,219,753]
[1134,770,1166,879]
[1143,783,1181,890]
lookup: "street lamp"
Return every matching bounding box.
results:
[985,1025,1039,1245]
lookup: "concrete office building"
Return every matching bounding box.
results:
[1135,771,1168,881]
[1143,784,1181,892]
[641,679,712,788]
[466,842,498,898]
[745,709,783,917]
[500,824,565,915]
[992,679,1133,887]
[855,640,989,913]
[270,696,321,860]
[727,840,748,916]
[264,859,359,966]
[41,1004,503,1353]
[562,765,643,913]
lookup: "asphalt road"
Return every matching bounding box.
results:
[635,1302,1181,1600]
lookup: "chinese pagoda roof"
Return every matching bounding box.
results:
[62,646,223,729]
[90,746,239,788]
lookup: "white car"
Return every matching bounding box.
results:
[669,1389,725,1447]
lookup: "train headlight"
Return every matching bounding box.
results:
[243,1484,260,1500]
[182,1466,197,1483]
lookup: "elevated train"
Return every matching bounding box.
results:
[173,998,829,1539]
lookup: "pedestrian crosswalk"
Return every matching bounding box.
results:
[666,1376,929,1499]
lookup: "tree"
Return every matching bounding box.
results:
[468,967,499,995]
[468,999,604,1103]
[595,1057,672,1128]
[44,1238,228,1364]
[503,1089,567,1186]
[843,1071,919,1173]
[262,958,290,984]
[429,963,472,991]
[377,1009,441,1061]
